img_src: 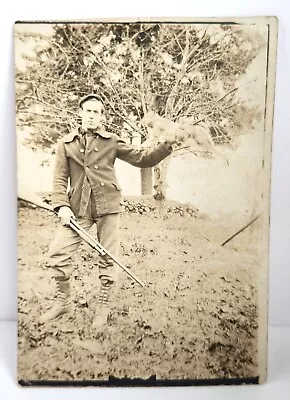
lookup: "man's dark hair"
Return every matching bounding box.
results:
[79,94,104,109]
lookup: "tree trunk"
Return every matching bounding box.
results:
[140,168,153,195]
[153,160,169,201]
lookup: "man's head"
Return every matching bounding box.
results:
[79,94,104,131]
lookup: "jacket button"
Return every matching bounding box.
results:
[100,182,105,187]
[85,166,89,170]
[94,148,98,152]
[94,165,99,170]
[80,149,85,153]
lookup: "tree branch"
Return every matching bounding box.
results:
[165,27,190,117]
[138,49,147,115]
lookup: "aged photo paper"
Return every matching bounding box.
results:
[15,17,277,386]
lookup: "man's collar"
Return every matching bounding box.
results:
[63,126,112,142]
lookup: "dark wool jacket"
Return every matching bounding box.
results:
[52,127,172,217]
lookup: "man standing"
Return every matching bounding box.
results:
[39,94,177,328]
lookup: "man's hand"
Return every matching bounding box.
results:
[58,206,76,226]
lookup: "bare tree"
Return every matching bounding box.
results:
[16,22,264,198]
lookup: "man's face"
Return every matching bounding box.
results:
[79,99,104,130]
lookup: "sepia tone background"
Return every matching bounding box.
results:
[14,18,275,383]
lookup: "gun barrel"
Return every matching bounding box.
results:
[69,218,145,287]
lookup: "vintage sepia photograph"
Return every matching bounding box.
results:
[15,17,277,386]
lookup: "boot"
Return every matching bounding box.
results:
[39,277,72,323]
[92,279,114,329]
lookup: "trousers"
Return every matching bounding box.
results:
[45,213,120,282]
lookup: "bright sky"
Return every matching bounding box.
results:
[14,23,54,71]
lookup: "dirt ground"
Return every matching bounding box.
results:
[17,196,260,384]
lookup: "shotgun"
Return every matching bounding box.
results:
[18,183,145,287]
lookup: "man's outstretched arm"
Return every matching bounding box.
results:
[116,137,173,168]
